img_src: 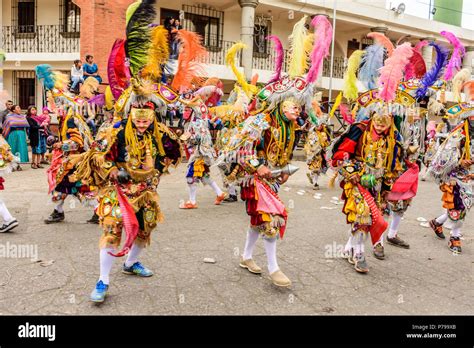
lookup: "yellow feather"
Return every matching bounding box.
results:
[301,33,314,74]
[225,42,257,98]
[53,71,70,91]
[288,16,308,78]
[330,92,342,118]
[142,26,169,81]
[126,0,141,26]
[343,50,365,101]
[79,77,99,99]
[105,85,114,110]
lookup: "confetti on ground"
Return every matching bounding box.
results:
[313,196,322,200]
[320,206,337,210]
[417,217,427,222]
[419,222,430,228]
[203,258,216,264]
[283,187,291,192]
[331,196,339,201]
[297,191,305,195]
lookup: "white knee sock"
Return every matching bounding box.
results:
[188,183,197,203]
[99,248,116,285]
[0,199,14,223]
[93,200,99,209]
[352,231,365,256]
[125,243,144,267]
[388,212,403,238]
[311,173,319,184]
[451,227,462,238]
[242,226,260,260]
[263,237,279,274]
[228,185,237,196]
[207,179,223,196]
[435,213,448,225]
[55,199,65,213]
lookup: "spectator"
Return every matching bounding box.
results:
[70,59,84,93]
[170,19,182,59]
[3,105,30,167]
[26,106,46,169]
[0,100,13,132]
[83,55,103,84]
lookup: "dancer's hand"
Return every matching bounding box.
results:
[279,172,290,184]
[460,159,473,168]
[349,174,360,185]
[257,165,272,179]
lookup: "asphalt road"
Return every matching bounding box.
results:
[0,160,472,315]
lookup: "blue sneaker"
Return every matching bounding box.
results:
[122,261,153,277]
[90,280,109,303]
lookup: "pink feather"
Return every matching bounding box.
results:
[306,15,332,83]
[339,103,353,125]
[367,32,394,56]
[414,40,428,53]
[267,35,284,83]
[378,42,413,102]
[441,30,465,80]
[405,49,426,80]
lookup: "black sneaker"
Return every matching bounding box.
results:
[387,235,410,249]
[223,195,238,203]
[87,213,100,224]
[0,219,19,233]
[448,237,462,254]
[44,209,65,224]
[354,254,369,273]
[313,183,320,190]
[429,219,445,239]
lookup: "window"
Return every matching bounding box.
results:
[12,0,36,34]
[182,5,223,50]
[13,71,36,110]
[60,0,81,34]
[160,8,180,26]
[347,39,360,58]
[253,16,272,56]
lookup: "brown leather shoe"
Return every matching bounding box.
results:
[269,270,291,287]
[429,219,445,239]
[239,257,262,274]
[373,243,385,260]
[387,235,410,249]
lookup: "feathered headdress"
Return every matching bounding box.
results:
[367,32,394,57]
[171,30,208,93]
[378,42,413,102]
[288,16,308,78]
[405,47,427,80]
[343,50,365,101]
[224,42,258,98]
[415,42,449,100]
[108,39,130,100]
[452,68,471,102]
[267,35,284,83]
[35,64,70,92]
[359,44,385,90]
[125,0,156,77]
[80,77,100,99]
[306,15,333,83]
[141,25,169,81]
[441,31,465,81]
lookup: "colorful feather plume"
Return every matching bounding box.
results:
[339,103,354,125]
[141,25,169,81]
[461,80,474,102]
[302,33,315,73]
[80,77,99,99]
[441,30,465,80]
[330,92,342,118]
[35,64,55,90]
[288,16,308,78]
[405,49,426,80]
[224,42,257,98]
[452,68,471,102]
[414,40,428,52]
[53,71,70,91]
[171,30,208,93]
[378,42,413,102]
[367,32,394,57]
[105,85,114,110]
[343,50,365,101]
[126,0,142,26]
[267,35,284,83]
[125,0,156,77]
[359,44,384,90]
[415,42,449,100]
[108,39,130,100]
[306,15,333,83]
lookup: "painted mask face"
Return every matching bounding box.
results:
[372,112,391,134]
[130,108,154,134]
[282,100,301,122]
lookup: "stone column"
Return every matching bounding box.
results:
[420,37,435,70]
[238,0,259,81]
[462,46,474,74]
[0,3,4,91]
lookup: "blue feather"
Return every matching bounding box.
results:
[359,44,384,90]
[415,42,449,100]
[35,64,55,90]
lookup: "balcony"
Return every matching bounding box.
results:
[2,25,80,53]
[204,40,345,80]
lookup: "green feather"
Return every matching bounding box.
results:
[126,0,142,26]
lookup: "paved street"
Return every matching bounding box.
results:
[0,160,472,315]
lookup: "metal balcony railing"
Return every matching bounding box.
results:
[2,25,80,53]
